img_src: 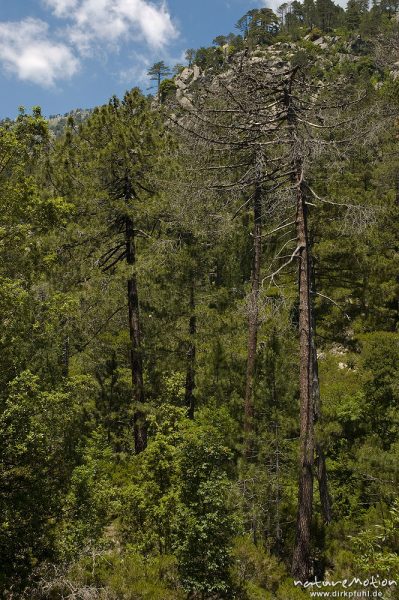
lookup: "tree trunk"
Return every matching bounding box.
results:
[316,444,332,524]
[185,277,196,419]
[284,71,317,580]
[311,260,332,525]
[125,215,147,453]
[244,182,262,458]
[292,171,314,581]
[62,336,69,377]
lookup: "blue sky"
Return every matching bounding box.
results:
[0,0,273,118]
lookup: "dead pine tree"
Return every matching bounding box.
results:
[291,165,315,581]
[185,265,197,420]
[171,44,367,575]
[253,61,346,577]
[244,152,264,457]
[281,69,316,581]
[169,62,290,457]
[274,64,363,579]
[311,258,333,526]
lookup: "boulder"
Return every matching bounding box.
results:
[193,65,201,81]
[179,67,193,83]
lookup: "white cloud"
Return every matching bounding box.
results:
[43,0,79,17]
[262,0,292,12]
[262,0,279,11]
[45,0,178,49]
[0,1,177,89]
[0,18,79,87]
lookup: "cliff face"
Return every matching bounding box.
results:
[46,108,92,137]
[171,34,383,112]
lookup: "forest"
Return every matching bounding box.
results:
[0,1,398,598]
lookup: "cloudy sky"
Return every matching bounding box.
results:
[0,0,267,117]
[0,0,341,118]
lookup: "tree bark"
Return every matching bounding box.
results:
[311,261,333,525]
[315,443,332,524]
[284,71,317,580]
[125,214,147,454]
[244,181,262,458]
[185,277,196,419]
[62,336,69,378]
[292,170,314,581]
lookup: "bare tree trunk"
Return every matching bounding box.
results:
[125,215,147,453]
[62,336,69,377]
[274,421,283,554]
[311,261,332,525]
[185,277,196,419]
[292,171,314,581]
[244,182,262,458]
[315,443,332,524]
[284,71,316,580]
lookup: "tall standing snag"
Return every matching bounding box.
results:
[244,158,263,457]
[283,70,315,580]
[124,183,147,453]
[281,65,362,576]
[292,169,314,580]
[185,273,196,419]
[170,51,346,561]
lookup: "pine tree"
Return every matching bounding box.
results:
[147,61,171,94]
[52,89,168,453]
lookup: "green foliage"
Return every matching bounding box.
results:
[351,501,399,586]
[56,433,118,560]
[159,78,177,104]
[193,46,224,70]
[175,420,238,598]
[231,536,286,598]
[0,372,95,587]
[360,332,399,447]
[147,61,171,91]
[120,408,239,597]
[380,76,399,107]
[121,408,183,555]
[1,6,399,598]
[28,551,184,599]
[236,8,279,47]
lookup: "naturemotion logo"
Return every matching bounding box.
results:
[293,576,398,598]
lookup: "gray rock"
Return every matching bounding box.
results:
[250,56,266,64]
[178,96,194,110]
[179,67,193,83]
[175,78,187,90]
[176,88,194,109]
[193,65,201,81]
